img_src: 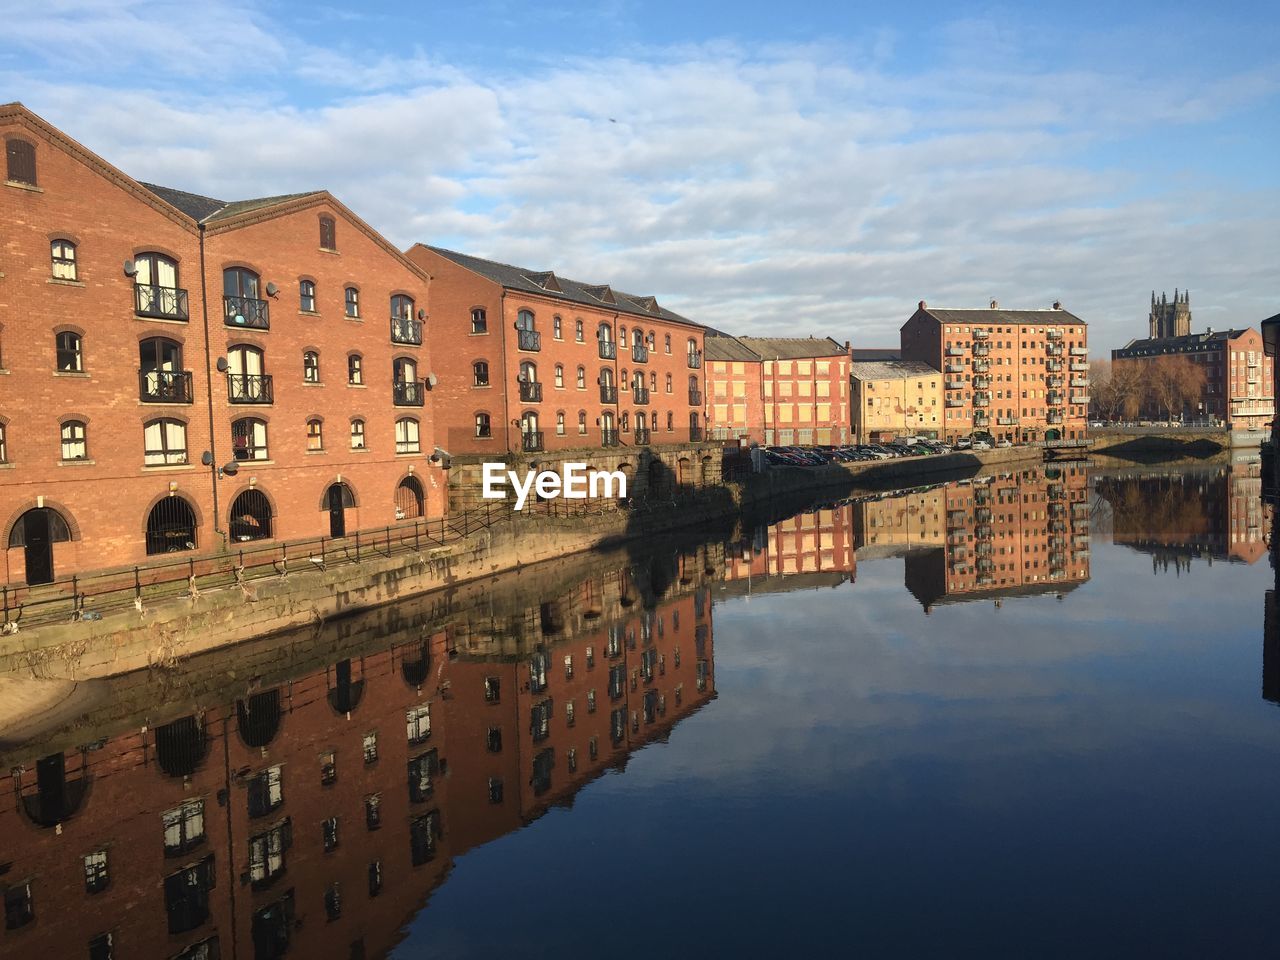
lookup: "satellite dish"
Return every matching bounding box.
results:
[201,451,214,466]
[265,282,279,296]
[216,358,229,372]
[426,373,438,387]
[122,259,137,277]
[221,461,240,477]
[417,308,426,320]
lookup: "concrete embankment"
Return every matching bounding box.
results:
[0,444,1056,680]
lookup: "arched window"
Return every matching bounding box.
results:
[598,322,612,343]
[554,364,564,388]
[619,325,627,345]
[303,351,320,383]
[231,417,268,461]
[473,361,489,386]
[146,496,197,554]
[621,411,630,431]
[666,373,673,393]
[350,418,366,449]
[620,368,628,391]
[556,411,565,435]
[664,334,672,354]
[5,137,37,186]
[600,367,614,388]
[0,422,7,463]
[134,253,185,319]
[519,360,538,383]
[60,420,87,460]
[347,354,363,384]
[650,411,659,431]
[633,329,644,347]
[227,345,270,402]
[578,411,587,434]
[56,331,83,372]
[553,316,562,340]
[392,294,415,321]
[223,267,267,328]
[632,371,644,391]
[344,286,360,318]
[649,372,657,391]
[229,489,273,541]
[575,319,584,342]
[576,366,586,389]
[517,309,536,331]
[475,412,492,438]
[8,508,71,547]
[668,412,675,431]
[471,308,487,334]
[307,418,323,451]
[394,357,420,404]
[319,215,337,251]
[144,418,188,465]
[299,280,316,313]
[396,476,425,520]
[51,240,77,281]
[396,417,420,454]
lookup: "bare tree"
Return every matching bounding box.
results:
[1108,359,1146,421]
[1145,355,1206,421]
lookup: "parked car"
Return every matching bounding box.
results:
[953,437,973,450]
[996,439,1013,448]
[971,440,992,451]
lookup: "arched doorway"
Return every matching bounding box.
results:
[8,507,72,585]
[401,642,431,688]
[236,689,282,748]
[229,489,272,542]
[396,476,425,520]
[677,457,693,486]
[1045,428,1062,441]
[327,659,365,715]
[155,715,208,777]
[325,482,355,537]
[146,496,197,555]
[701,455,714,486]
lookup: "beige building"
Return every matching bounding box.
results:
[850,360,944,442]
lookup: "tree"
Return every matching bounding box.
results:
[1145,354,1206,422]
[1106,358,1145,421]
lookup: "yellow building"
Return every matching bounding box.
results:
[850,360,944,443]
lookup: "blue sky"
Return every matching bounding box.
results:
[2,0,1276,350]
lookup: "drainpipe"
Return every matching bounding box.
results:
[498,290,510,454]
[611,311,621,441]
[197,223,223,544]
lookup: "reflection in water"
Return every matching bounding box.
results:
[7,460,1280,958]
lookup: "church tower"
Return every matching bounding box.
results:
[1149,289,1191,339]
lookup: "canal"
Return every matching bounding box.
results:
[2,460,1278,958]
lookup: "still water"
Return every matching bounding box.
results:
[2,461,1278,958]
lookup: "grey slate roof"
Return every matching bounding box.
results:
[851,348,901,361]
[1114,328,1248,356]
[141,182,323,224]
[423,245,701,327]
[703,331,762,362]
[735,336,848,359]
[919,307,1086,326]
[850,359,940,381]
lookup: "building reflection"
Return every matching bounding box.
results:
[0,552,718,960]
[722,503,857,593]
[1098,462,1269,570]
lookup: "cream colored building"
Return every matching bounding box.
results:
[850,360,944,443]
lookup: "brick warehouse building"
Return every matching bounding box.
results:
[702,330,766,443]
[405,245,708,456]
[0,103,446,586]
[849,359,944,443]
[900,301,1089,443]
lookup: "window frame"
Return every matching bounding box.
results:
[395,417,421,454]
[344,286,360,318]
[350,418,366,450]
[299,279,316,313]
[60,419,88,461]
[51,239,77,280]
[143,417,189,466]
[56,330,83,372]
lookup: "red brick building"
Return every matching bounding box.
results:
[0,103,446,587]
[702,331,765,443]
[405,245,708,456]
[722,503,857,588]
[900,301,1089,443]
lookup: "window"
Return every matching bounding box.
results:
[410,811,440,865]
[529,651,549,692]
[163,799,206,855]
[323,817,339,853]
[471,308,487,334]
[350,419,365,449]
[391,294,415,322]
[554,364,564,388]
[576,366,586,389]
[556,412,565,435]
[0,423,6,462]
[345,286,360,318]
[553,316,562,339]
[364,795,381,830]
[304,351,320,382]
[4,882,33,930]
[5,137,36,185]
[578,411,587,434]
[84,850,109,893]
[408,749,438,803]
[484,676,500,702]
[473,361,489,386]
[164,858,214,934]
[247,766,284,818]
[489,777,504,803]
[667,411,674,431]
[89,933,113,960]
[144,418,188,465]
[320,215,337,251]
[348,354,363,384]
[324,883,342,921]
[531,698,553,741]
[575,319,584,342]
[56,331,82,371]
[300,280,316,312]
[368,861,383,897]
[320,751,337,785]
[486,727,502,752]
[474,413,491,438]
[60,420,87,460]
[248,820,291,887]
[51,239,77,280]
[231,418,268,461]
[665,334,671,354]
[307,418,323,451]
[666,373,673,393]
[406,705,431,743]
[363,731,378,764]
[229,488,272,541]
[395,418,420,454]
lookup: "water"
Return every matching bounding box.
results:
[2,461,1278,958]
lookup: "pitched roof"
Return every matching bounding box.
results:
[736,336,848,360]
[850,359,940,381]
[140,182,324,224]
[703,331,761,362]
[1114,328,1249,355]
[851,348,901,361]
[419,245,700,327]
[915,306,1086,326]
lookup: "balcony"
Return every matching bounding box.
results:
[634,427,651,445]
[972,360,990,373]
[633,387,650,405]
[973,414,990,427]
[632,344,649,363]
[973,329,990,340]
[1047,392,1063,405]
[135,284,189,321]
[522,431,544,452]
[945,362,964,374]
[1048,376,1064,389]
[1046,329,1063,340]
[1069,346,1088,357]
[518,329,542,351]
[224,295,269,330]
[600,384,618,404]
[973,377,991,389]
[1046,360,1063,372]
[975,508,992,524]
[1248,357,1261,367]
[519,381,543,403]
[1047,412,1064,425]
[227,373,273,404]
[973,396,990,407]
[601,428,619,447]
[687,353,702,369]
[140,369,193,404]
[946,346,964,357]
[1070,377,1089,388]
[1071,395,1090,406]
[394,379,425,406]
[689,389,703,406]
[976,524,993,539]
[972,343,991,357]
[996,416,1018,425]
[598,340,616,360]
[1069,361,1088,372]
[946,380,964,391]
[1046,343,1064,356]
[391,316,423,345]
[946,397,964,408]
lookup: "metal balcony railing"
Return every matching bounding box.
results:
[391,316,423,345]
[1069,347,1088,357]
[394,379,425,406]
[522,431,544,452]
[227,373,273,404]
[633,387,650,405]
[946,346,964,356]
[946,398,964,407]
[632,344,649,363]
[601,428,619,447]
[1047,360,1063,372]
[1070,361,1088,372]
[600,384,618,404]
[1046,329,1063,340]
[1046,344,1064,356]
[973,329,990,340]
[945,363,964,374]
[519,381,543,403]
[687,353,702,369]
[140,369,194,404]
[972,360,990,373]
[135,284,189,321]
[224,295,269,330]
[689,425,703,441]
[634,427,651,445]
[972,344,991,356]
[518,329,542,351]
[598,340,616,360]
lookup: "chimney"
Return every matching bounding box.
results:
[844,340,850,351]
[1052,300,1062,310]
[990,299,999,309]
[918,300,926,310]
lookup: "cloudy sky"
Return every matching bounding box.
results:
[2,0,1276,351]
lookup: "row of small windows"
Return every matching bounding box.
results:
[473,361,699,392]
[472,410,694,437]
[480,308,697,352]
